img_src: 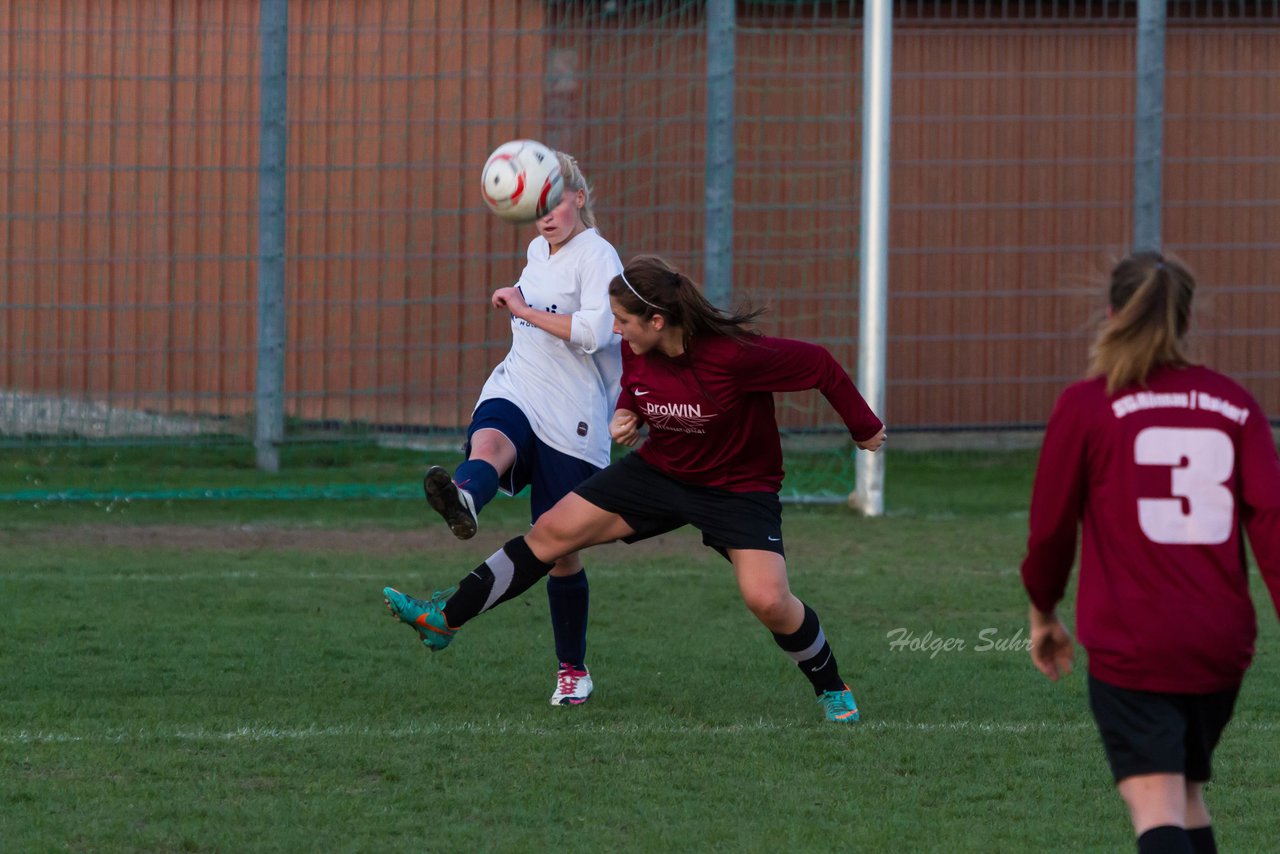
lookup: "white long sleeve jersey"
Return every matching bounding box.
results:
[476,228,623,468]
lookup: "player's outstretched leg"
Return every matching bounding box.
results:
[382,536,556,654]
[383,586,457,651]
[423,465,479,540]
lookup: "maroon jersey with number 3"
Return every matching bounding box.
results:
[1021,364,1280,693]
[615,335,883,493]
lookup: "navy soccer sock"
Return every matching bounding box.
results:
[453,459,500,513]
[547,569,590,668]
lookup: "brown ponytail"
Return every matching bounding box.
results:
[1088,251,1195,394]
[609,255,764,349]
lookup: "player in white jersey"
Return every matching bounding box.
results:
[419,151,622,706]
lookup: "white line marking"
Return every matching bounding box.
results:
[3,719,1275,745]
[0,566,743,583]
[0,571,392,582]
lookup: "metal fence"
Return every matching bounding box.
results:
[3,1,1278,462]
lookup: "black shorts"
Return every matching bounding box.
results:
[1087,673,1239,783]
[572,452,785,557]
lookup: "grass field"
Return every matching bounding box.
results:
[2,445,1278,851]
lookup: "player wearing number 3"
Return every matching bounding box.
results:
[1020,252,1280,854]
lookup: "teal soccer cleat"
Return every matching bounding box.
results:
[818,684,860,723]
[383,586,457,652]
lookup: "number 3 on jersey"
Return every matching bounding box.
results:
[1135,427,1235,545]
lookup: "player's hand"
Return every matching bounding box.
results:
[856,426,886,452]
[1028,606,1075,682]
[610,409,641,446]
[491,286,528,317]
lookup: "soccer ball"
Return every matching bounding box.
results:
[480,139,564,224]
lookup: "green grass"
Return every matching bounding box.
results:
[1,447,1277,851]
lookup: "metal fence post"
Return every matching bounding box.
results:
[704,0,734,307]
[1134,0,1165,252]
[256,0,288,473]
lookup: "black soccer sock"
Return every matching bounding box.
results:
[443,536,555,628]
[547,569,589,668]
[1187,826,1216,854]
[771,602,845,695]
[1137,826,1194,854]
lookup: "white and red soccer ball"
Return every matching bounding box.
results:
[480,139,564,224]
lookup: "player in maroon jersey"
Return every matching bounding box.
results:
[1020,251,1280,854]
[384,254,885,723]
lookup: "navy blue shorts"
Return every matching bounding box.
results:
[1087,673,1239,783]
[467,398,602,523]
[572,451,785,558]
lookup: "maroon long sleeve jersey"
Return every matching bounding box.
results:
[615,334,883,493]
[1021,364,1280,693]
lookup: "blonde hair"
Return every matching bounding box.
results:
[555,151,597,229]
[1088,251,1195,394]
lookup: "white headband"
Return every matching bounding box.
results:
[621,271,664,311]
